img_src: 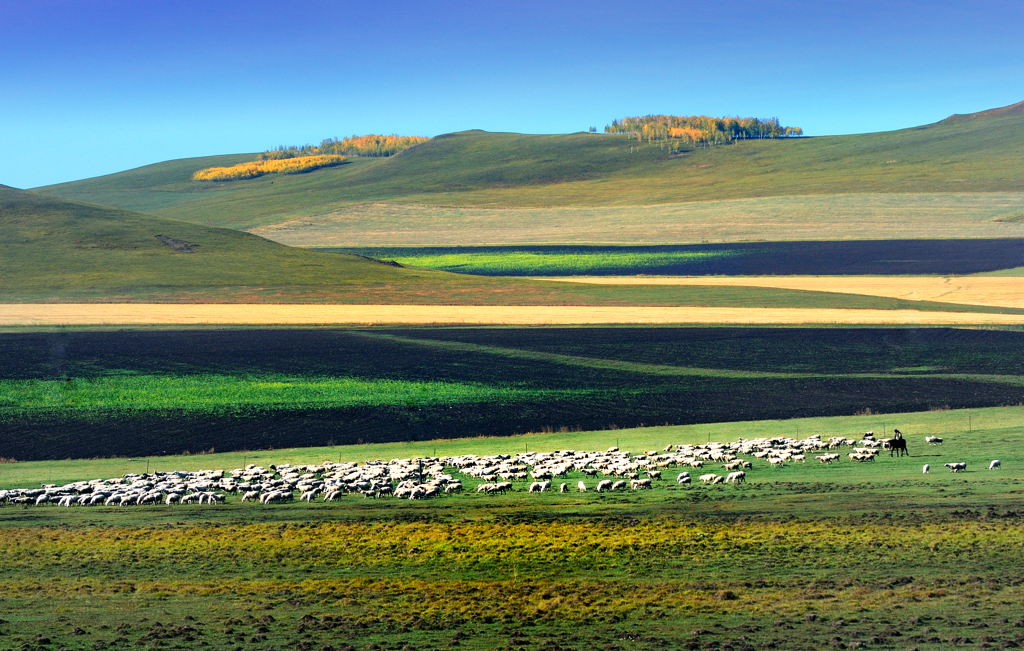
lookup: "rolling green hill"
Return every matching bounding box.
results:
[34,102,1024,241]
[0,184,438,301]
[6,185,1024,310]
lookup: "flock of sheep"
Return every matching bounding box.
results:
[0,431,996,508]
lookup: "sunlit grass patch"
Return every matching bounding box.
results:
[383,249,737,275]
[0,374,587,416]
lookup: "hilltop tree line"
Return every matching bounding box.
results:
[192,134,429,181]
[262,134,429,160]
[605,115,802,150]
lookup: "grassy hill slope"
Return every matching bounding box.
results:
[35,102,1024,235]
[0,185,472,301]
[15,184,1020,308]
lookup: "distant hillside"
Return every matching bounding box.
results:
[0,185,461,301]
[940,100,1024,124]
[5,185,1024,311]
[35,101,1024,239]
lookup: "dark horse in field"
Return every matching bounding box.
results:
[884,430,909,457]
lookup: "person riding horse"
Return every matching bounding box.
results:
[886,429,908,456]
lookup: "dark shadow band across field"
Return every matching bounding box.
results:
[321,238,1024,276]
[2,326,1023,460]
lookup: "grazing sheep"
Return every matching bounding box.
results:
[725,471,746,484]
[240,491,259,503]
[611,480,627,491]
[630,478,652,490]
[577,481,587,492]
[944,462,967,473]
[989,459,1001,470]
[925,436,943,445]
[922,464,930,474]
[596,480,613,492]
[559,482,568,493]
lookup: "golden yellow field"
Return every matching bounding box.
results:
[2,303,1024,326]
[534,275,1024,308]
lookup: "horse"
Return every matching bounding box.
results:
[884,431,909,457]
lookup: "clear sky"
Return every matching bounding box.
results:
[2,0,1021,188]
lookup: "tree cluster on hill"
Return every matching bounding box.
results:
[262,134,429,160]
[192,154,348,182]
[606,115,802,151]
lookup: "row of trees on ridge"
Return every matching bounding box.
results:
[192,154,348,181]
[605,115,802,150]
[262,134,429,160]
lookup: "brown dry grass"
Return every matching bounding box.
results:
[532,275,1024,309]
[248,193,1024,246]
[3,303,1024,326]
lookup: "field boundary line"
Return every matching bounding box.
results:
[3,304,1024,326]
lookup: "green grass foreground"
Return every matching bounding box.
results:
[1,406,1023,650]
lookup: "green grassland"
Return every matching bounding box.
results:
[3,327,1024,460]
[2,403,1018,489]
[34,103,1024,242]
[2,406,1024,649]
[0,184,439,301]
[323,239,1024,275]
[10,184,1024,306]
[345,248,733,275]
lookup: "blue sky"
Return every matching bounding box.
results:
[2,0,1021,188]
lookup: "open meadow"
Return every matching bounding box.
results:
[8,7,1024,648]
[2,406,1023,650]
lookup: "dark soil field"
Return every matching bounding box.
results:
[2,326,1023,460]
[324,238,1024,276]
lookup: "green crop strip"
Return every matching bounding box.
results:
[386,250,736,275]
[0,375,589,416]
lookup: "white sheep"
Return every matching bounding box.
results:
[922,464,930,474]
[577,481,587,492]
[989,459,1001,470]
[944,462,967,473]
